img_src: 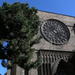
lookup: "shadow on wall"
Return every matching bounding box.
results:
[68,53,75,70]
[54,54,75,75]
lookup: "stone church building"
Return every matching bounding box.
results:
[7,10,75,75]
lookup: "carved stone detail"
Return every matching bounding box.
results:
[40,19,70,45]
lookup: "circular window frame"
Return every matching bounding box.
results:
[40,19,70,45]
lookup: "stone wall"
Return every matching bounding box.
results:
[7,10,75,75]
[33,10,75,52]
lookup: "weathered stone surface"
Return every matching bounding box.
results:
[32,11,75,51]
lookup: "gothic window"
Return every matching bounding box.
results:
[40,19,70,45]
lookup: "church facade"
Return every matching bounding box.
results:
[7,10,75,75]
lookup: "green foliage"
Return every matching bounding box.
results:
[0,2,39,39]
[0,2,41,71]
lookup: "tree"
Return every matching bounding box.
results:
[0,2,41,75]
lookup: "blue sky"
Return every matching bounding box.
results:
[0,0,75,75]
[0,0,75,16]
[0,41,8,75]
[0,60,7,75]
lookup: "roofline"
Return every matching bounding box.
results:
[38,49,75,53]
[38,10,75,18]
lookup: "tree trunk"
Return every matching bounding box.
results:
[25,70,29,75]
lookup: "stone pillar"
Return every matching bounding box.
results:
[16,65,25,75]
[7,64,25,75]
[7,69,11,75]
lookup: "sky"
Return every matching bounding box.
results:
[0,41,8,75]
[0,60,7,75]
[0,0,75,17]
[0,0,75,75]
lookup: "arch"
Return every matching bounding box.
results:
[51,59,65,75]
[37,50,74,75]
